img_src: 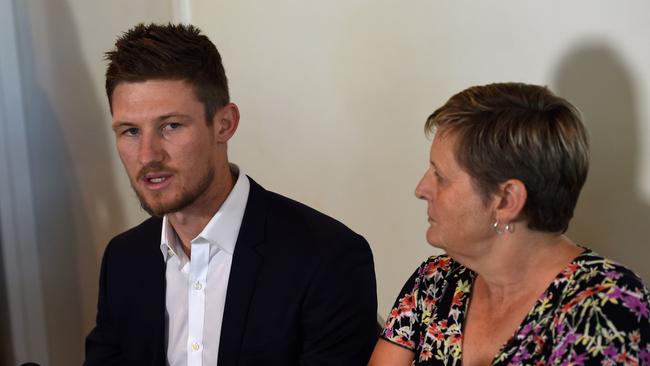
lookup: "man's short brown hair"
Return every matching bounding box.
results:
[105,23,229,123]
[426,82,589,233]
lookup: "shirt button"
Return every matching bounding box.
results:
[191,342,200,351]
[193,281,203,290]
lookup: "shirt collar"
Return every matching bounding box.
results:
[160,164,250,261]
[160,215,187,265]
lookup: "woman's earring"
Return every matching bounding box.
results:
[493,219,504,235]
[494,220,514,234]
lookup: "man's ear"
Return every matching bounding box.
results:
[212,103,240,143]
[494,179,527,223]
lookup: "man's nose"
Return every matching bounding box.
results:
[138,133,165,165]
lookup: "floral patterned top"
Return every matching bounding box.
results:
[381,250,650,365]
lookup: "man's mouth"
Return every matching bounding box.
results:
[148,176,167,183]
[142,173,173,189]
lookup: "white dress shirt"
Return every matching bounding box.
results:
[160,166,250,366]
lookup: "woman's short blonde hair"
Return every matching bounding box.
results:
[426,82,589,233]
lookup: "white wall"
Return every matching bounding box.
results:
[190,1,650,317]
[4,1,650,364]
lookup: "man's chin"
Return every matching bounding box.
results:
[138,195,197,217]
[135,194,175,217]
[139,199,186,217]
[140,201,169,217]
[134,189,172,216]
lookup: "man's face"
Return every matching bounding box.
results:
[111,79,220,216]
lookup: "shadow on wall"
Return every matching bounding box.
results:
[0,236,14,366]
[13,0,127,364]
[554,42,650,283]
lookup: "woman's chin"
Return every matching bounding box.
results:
[425,234,445,251]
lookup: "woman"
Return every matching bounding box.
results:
[369,83,650,365]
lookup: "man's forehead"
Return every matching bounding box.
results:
[112,80,199,105]
[111,80,202,121]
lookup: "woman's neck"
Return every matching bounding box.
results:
[455,232,583,298]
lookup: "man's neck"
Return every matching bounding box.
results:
[168,164,235,258]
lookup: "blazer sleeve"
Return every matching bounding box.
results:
[84,241,128,366]
[299,232,378,365]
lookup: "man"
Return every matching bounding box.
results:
[84,23,378,366]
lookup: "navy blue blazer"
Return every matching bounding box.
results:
[85,178,378,365]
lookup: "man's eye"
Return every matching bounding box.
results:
[124,128,139,136]
[164,123,181,131]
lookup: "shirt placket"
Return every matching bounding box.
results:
[188,239,209,366]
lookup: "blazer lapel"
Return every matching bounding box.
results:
[218,178,268,365]
[135,217,167,365]
[149,239,166,365]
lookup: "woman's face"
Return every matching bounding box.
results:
[415,132,496,255]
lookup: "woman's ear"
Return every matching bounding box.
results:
[494,179,528,223]
[212,103,240,142]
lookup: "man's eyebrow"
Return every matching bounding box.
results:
[111,113,191,129]
[111,121,136,131]
[157,113,190,121]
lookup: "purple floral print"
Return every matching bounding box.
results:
[381,250,650,365]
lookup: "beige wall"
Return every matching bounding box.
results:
[190,1,650,317]
[5,1,650,364]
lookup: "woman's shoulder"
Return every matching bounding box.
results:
[545,248,650,363]
[571,249,648,290]
[414,253,463,279]
[420,253,454,268]
[558,248,649,322]
[399,254,474,294]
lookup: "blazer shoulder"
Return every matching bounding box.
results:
[262,188,368,251]
[105,216,163,255]
[247,177,340,231]
[266,189,349,226]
